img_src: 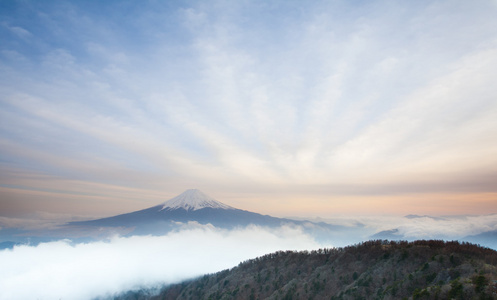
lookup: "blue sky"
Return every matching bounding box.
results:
[1,0,497,218]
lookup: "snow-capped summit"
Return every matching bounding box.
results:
[160,189,234,211]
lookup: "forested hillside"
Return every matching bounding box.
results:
[116,240,497,300]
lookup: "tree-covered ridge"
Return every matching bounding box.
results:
[118,240,497,300]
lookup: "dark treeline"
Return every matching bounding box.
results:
[239,240,497,268]
[114,240,497,300]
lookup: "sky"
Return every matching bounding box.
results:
[1,0,497,219]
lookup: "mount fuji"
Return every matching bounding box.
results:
[0,189,370,247]
[67,189,348,239]
[68,189,278,229]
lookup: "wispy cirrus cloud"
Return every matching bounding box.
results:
[0,0,497,216]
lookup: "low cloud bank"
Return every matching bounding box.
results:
[0,224,323,300]
[392,215,497,240]
[319,214,497,240]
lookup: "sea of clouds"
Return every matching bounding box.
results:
[0,224,323,300]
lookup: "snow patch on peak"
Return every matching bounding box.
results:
[160,189,235,211]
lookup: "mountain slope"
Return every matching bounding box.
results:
[117,240,497,300]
